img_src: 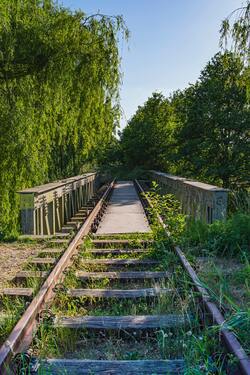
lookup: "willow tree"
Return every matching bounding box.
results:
[220,1,250,63]
[0,0,128,237]
[220,1,250,96]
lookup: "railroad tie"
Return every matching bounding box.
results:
[38,248,63,255]
[61,226,76,233]
[2,287,34,298]
[81,258,160,266]
[76,271,171,280]
[38,359,186,374]
[87,248,148,255]
[29,257,56,265]
[91,239,153,247]
[14,271,49,281]
[48,238,69,244]
[67,287,173,298]
[53,314,189,330]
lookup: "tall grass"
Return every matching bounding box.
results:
[182,213,250,257]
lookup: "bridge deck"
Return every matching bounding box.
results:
[96,181,150,234]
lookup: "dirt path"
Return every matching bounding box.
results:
[0,242,43,288]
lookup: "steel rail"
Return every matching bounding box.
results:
[134,179,250,375]
[0,180,114,373]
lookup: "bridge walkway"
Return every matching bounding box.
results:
[96,181,151,234]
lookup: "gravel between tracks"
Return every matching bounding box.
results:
[0,242,43,288]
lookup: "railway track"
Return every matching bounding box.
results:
[0,180,249,374]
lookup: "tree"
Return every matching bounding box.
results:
[176,52,249,187]
[0,0,128,237]
[120,53,249,189]
[220,1,250,64]
[120,93,176,170]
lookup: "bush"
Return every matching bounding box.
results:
[145,182,186,242]
[182,213,250,257]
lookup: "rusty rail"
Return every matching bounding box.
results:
[0,180,114,373]
[134,179,250,375]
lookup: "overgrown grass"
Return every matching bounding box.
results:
[142,183,249,369]
[0,296,26,345]
[29,233,234,373]
[182,213,250,258]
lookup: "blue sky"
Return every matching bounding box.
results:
[61,0,243,129]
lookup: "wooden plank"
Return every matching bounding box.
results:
[14,271,49,280]
[54,314,188,329]
[29,257,56,265]
[70,216,85,221]
[88,249,147,255]
[92,239,153,246]
[38,249,63,255]
[82,259,159,265]
[63,223,77,228]
[76,271,170,280]
[69,218,84,223]
[48,239,69,244]
[19,235,53,240]
[39,359,185,374]
[19,233,68,240]
[61,226,75,233]
[54,233,70,238]
[2,288,33,297]
[68,288,172,298]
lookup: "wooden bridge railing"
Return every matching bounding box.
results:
[150,170,229,223]
[18,172,99,235]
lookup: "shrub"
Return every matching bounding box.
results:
[145,182,186,242]
[183,213,250,257]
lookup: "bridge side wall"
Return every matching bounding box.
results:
[150,171,228,223]
[18,172,99,235]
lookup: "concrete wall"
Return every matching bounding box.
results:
[150,171,229,223]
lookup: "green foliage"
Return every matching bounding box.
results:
[229,189,250,214]
[0,1,127,237]
[182,213,250,257]
[120,52,249,188]
[120,93,176,171]
[175,52,249,187]
[145,182,186,242]
[220,1,250,65]
[234,260,250,284]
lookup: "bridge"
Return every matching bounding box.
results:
[0,173,248,375]
[18,171,229,236]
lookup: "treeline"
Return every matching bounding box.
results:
[120,52,249,188]
[0,0,126,237]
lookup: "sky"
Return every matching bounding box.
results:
[61,0,243,129]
